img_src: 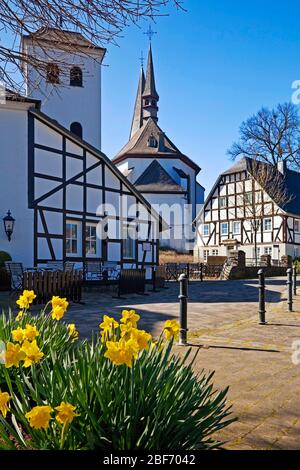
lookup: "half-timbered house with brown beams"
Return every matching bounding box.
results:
[194,157,300,263]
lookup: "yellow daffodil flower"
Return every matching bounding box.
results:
[51,306,66,321]
[5,342,26,368]
[11,327,25,343]
[23,324,39,342]
[55,402,80,426]
[163,319,180,341]
[51,296,69,311]
[104,338,139,367]
[21,340,44,367]
[67,324,79,340]
[120,309,140,328]
[99,315,119,341]
[16,311,23,321]
[0,390,10,418]
[130,328,152,350]
[25,405,53,430]
[16,290,36,310]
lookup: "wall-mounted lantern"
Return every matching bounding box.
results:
[3,210,15,242]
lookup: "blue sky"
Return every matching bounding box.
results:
[102,0,300,192]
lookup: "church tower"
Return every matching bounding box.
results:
[22,28,106,149]
[113,43,205,253]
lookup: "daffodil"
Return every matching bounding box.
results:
[11,327,25,343]
[16,311,23,321]
[23,324,39,341]
[120,310,140,328]
[5,342,25,368]
[25,405,53,429]
[130,328,152,350]
[104,338,139,367]
[67,324,79,340]
[99,315,118,341]
[55,402,79,426]
[21,340,44,367]
[163,319,180,341]
[51,296,69,311]
[0,390,10,418]
[51,306,66,321]
[16,290,36,309]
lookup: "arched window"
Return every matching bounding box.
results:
[70,122,83,139]
[70,66,83,87]
[46,63,60,84]
[147,134,158,148]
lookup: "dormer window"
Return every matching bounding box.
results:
[147,134,158,148]
[46,63,60,84]
[70,66,83,87]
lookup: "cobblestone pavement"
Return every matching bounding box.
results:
[2,277,300,449]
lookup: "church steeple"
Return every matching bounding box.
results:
[142,45,159,123]
[129,65,145,139]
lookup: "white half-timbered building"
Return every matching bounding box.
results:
[194,157,300,263]
[0,30,166,279]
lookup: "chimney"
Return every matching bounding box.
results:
[158,132,165,152]
[277,160,286,174]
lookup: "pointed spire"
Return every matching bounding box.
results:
[129,65,145,139]
[143,44,159,100]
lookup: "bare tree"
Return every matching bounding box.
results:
[236,159,293,264]
[0,1,183,91]
[228,103,300,170]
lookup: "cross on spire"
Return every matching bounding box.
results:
[144,25,157,43]
[139,51,144,67]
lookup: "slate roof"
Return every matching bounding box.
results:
[129,67,145,140]
[134,160,187,193]
[3,88,41,108]
[143,45,159,100]
[113,118,201,173]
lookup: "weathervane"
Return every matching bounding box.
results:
[144,25,157,43]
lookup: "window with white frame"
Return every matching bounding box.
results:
[264,218,272,231]
[66,221,81,255]
[85,224,98,256]
[232,221,241,235]
[264,246,272,256]
[220,222,228,235]
[219,196,227,208]
[203,224,210,237]
[295,220,300,232]
[203,249,209,261]
[122,223,135,259]
[212,249,219,256]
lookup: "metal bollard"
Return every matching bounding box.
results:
[293,264,297,296]
[287,268,293,312]
[178,273,188,345]
[258,269,266,324]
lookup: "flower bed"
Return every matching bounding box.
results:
[0,290,235,450]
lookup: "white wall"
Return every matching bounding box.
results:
[25,45,104,150]
[0,103,34,267]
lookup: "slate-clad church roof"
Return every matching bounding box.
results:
[129,67,145,139]
[143,45,159,100]
[134,160,187,193]
[113,118,200,173]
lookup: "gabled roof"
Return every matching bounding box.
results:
[22,28,106,55]
[196,156,300,221]
[29,108,168,232]
[134,160,186,193]
[113,118,200,173]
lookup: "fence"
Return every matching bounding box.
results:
[22,270,83,304]
[164,263,223,281]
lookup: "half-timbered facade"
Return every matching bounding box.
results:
[194,157,300,262]
[0,91,164,279]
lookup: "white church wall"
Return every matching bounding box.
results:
[25,45,103,150]
[0,103,34,267]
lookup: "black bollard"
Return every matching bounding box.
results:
[287,268,293,312]
[258,269,266,324]
[200,263,203,282]
[178,273,188,345]
[293,264,297,296]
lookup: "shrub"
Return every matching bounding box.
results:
[0,293,235,450]
[0,252,11,269]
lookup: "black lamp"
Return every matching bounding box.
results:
[3,210,15,242]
